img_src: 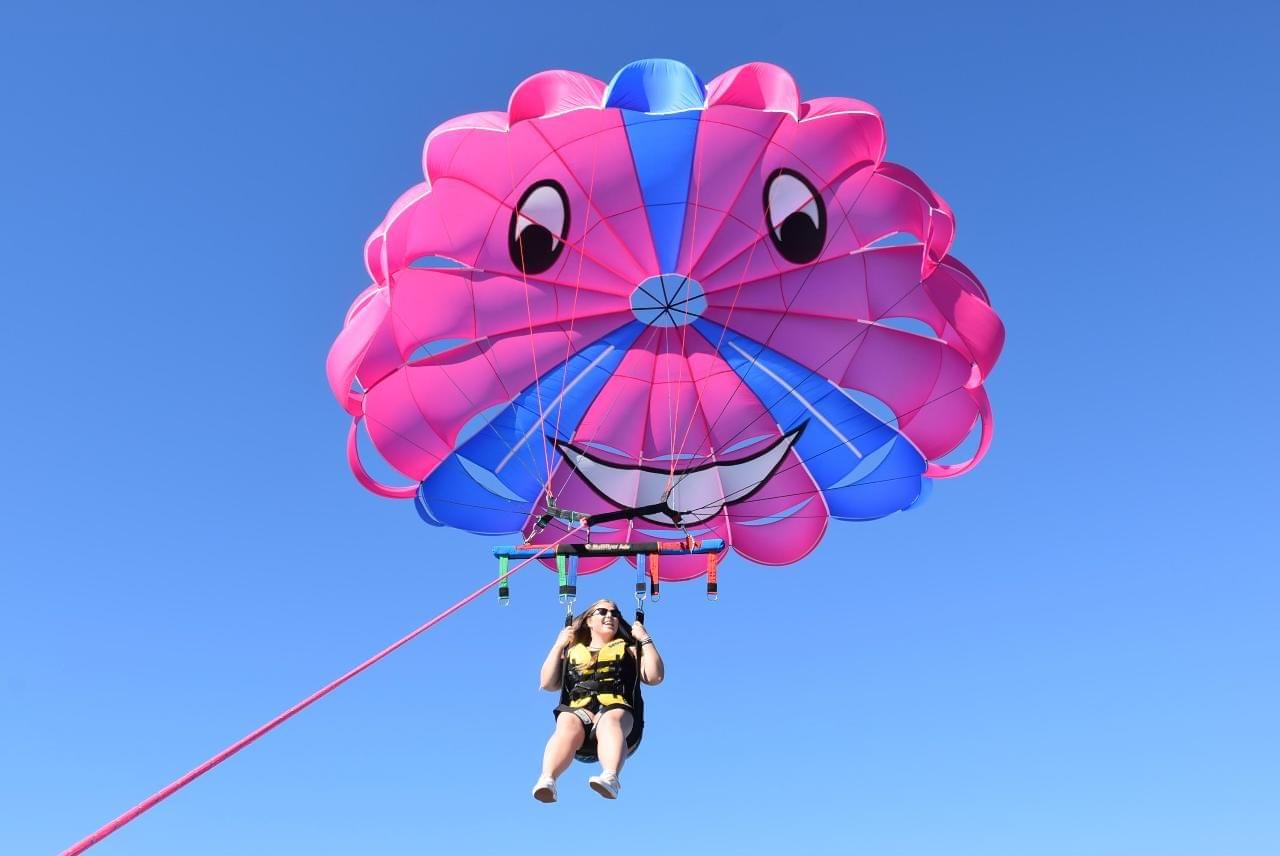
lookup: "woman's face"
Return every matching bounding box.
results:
[585,601,621,639]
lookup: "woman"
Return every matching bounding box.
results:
[532,599,664,802]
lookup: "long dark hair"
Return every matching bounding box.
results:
[569,599,637,648]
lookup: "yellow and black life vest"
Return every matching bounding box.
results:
[563,638,634,709]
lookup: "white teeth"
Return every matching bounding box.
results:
[553,427,804,525]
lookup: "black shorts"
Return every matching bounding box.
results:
[553,702,638,763]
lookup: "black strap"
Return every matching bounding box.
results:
[568,676,625,701]
[585,500,683,527]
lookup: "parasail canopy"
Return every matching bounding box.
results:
[326,59,1005,580]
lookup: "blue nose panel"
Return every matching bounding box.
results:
[631,274,707,327]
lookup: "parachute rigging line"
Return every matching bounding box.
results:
[395,376,976,524]
[665,152,887,488]
[60,530,578,856]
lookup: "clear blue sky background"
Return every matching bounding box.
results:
[3,2,1276,854]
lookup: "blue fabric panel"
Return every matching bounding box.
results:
[695,320,927,521]
[603,59,706,113]
[417,322,646,534]
[623,110,700,274]
[414,495,444,526]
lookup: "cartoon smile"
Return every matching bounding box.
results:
[553,425,806,526]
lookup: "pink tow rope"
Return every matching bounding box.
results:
[62,538,570,855]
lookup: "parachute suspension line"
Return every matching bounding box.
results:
[342,232,530,496]
[433,469,934,523]
[668,275,930,500]
[666,115,787,490]
[731,381,983,496]
[693,470,934,516]
[663,215,770,514]
[540,124,607,531]
[644,125,690,507]
[685,163,978,487]
[684,147,858,288]
[665,378,978,519]
[60,530,580,856]
[663,325,677,484]
[548,124,601,459]
[659,111,713,499]
[388,375,974,526]
[676,182,977,492]
[417,363,971,523]
[495,131,646,497]
[554,318,671,547]
[665,115,710,496]
[442,171,664,527]
[380,174,555,493]
[668,230,811,478]
[649,389,977,521]
[505,123,648,507]
[661,119,793,557]
[641,320,673,543]
[530,121,652,277]
[667,146,890,482]
[525,324,667,544]
[364,336,546,493]
[378,275,548,494]
[505,132,561,494]
[360,372,546,507]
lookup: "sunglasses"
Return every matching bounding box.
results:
[589,608,621,618]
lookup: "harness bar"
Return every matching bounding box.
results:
[493,539,725,559]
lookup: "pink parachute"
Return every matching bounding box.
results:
[326,60,1004,579]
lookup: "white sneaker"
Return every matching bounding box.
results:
[532,776,557,803]
[588,772,621,799]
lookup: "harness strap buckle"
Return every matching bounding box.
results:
[497,556,510,605]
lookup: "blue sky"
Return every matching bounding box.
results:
[2,2,1277,854]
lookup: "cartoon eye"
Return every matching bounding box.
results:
[764,169,826,265]
[509,180,569,275]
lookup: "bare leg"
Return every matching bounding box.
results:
[540,712,587,781]
[592,709,634,776]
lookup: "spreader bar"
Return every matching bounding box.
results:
[493,539,724,559]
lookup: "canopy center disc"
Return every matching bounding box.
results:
[630,274,707,327]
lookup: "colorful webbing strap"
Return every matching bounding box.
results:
[647,552,661,601]
[565,554,578,600]
[634,556,647,624]
[552,552,572,624]
[706,552,718,599]
[497,556,510,604]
